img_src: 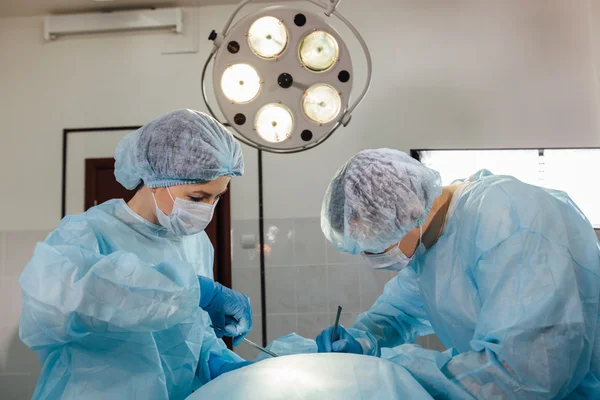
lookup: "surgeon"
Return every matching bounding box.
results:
[316,148,600,399]
[19,110,255,400]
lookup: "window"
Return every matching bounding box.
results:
[412,149,600,228]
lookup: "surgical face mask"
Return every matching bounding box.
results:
[153,187,216,236]
[362,226,423,271]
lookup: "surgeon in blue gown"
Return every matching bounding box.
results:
[316,149,600,399]
[19,110,254,400]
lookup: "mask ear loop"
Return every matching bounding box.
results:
[166,187,176,202]
[154,187,176,217]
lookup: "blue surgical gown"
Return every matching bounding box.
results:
[19,199,242,400]
[349,171,600,399]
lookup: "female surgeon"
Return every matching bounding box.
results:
[19,110,254,400]
[316,148,600,399]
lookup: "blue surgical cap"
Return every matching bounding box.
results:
[115,109,244,189]
[321,149,442,255]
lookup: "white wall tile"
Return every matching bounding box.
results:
[326,241,363,265]
[0,325,41,400]
[263,220,294,267]
[359,268,395,311]
[0,233,4,279]
[265,267,296,314]
[0,373,38,400]
[338,312,358,331]
[327,265,360,313]
[234,341,259,361]
[266,314,297,344]
[3,231,48,278]
[0,277,21,326]
[231,220,260,269]
[0,329,11,373]
[231,267,262,316]
[0,326,40,375]
[293,218,326,266]
[233,315,262,361]
[0,326,11,368]
[296,314,332,340]
[296,266,328,313]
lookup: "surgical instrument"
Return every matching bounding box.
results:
[331,305,343,342]
[211,325,279,358]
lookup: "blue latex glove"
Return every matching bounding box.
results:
[208,353,254,380]
[316,325,363,354]
[198,276,252,346]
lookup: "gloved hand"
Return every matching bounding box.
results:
[316,325,363,354]
[208,353,254,380]
[198,276,252,346]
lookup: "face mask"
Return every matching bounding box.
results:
[153,187,216,236]
[362,226,423,271]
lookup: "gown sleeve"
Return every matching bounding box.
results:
[349,266,434,356]
[19,214,202,349]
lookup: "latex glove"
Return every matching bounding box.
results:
[208,353,254,380]
[316,325,363,354]
[199,276,252,346]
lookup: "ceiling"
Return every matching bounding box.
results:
[0,0,242,17]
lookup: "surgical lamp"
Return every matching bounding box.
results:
[201,0,372,153]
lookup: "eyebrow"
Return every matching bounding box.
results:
[191,187,229,196]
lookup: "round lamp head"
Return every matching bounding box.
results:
[248,16,289,59]
[255,103,295,143]
[299,31,339,72]
[221,63,262,104]
[302,83,342,124]
[212,6,354,153]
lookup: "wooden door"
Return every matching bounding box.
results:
[84,158,232,289]
[85,158,136,207]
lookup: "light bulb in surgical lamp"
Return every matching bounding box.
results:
[221,63,262,104]
[248,16,288,59]
[255,103,294,143]
[299,31,339,72]
[302,84,341,124]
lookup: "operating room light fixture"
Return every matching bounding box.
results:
[202,0,372,153]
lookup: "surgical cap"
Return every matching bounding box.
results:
[115,109,244,189]
[321,149,442,255]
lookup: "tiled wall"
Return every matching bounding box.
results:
[0,231,47,400]
[231,217,446,360]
